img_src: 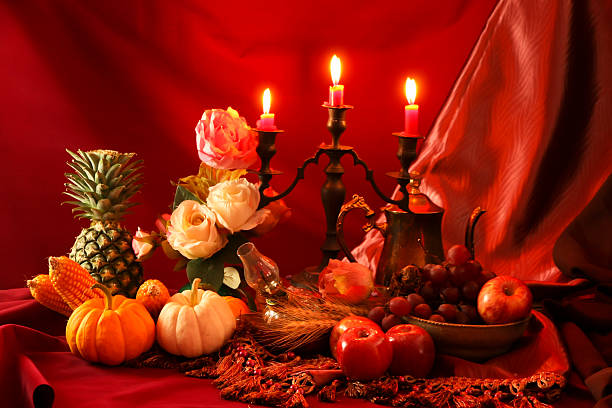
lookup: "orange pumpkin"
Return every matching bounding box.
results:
[136,279,170,319]
[223,296,250,318]
[66,283,155,365]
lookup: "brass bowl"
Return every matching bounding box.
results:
[404,312,533,362]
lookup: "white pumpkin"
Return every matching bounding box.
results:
[156,278,236,357]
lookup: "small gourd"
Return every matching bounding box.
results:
[66,283,155,365]
[156,278,236,357]
[136,279,171,319]
[223,296,250,318]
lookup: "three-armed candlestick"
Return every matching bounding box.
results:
[252,65,439,276]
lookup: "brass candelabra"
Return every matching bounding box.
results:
[255,103,433,274]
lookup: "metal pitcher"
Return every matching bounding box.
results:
[336,190,445,286]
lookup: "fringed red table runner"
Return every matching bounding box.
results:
[128,329,566,408]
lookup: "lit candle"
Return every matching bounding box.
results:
[404,78,419,135]
[258,88,276,130]
[329,55,344,106]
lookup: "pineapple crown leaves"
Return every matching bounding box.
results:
[63,149,143,222]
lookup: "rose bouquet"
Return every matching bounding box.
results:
[135,107,290,299]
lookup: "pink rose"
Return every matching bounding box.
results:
[132,228,155,261]
[167,200,227,260]
[195,107,257,169]
[318,260,374,304]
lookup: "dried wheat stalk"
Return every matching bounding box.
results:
[244,292,370,352]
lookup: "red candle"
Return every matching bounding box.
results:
[258,88,276,130]
[329,55,344,106]
[404,78,419,135]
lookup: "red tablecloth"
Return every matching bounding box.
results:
[1,288,595,408]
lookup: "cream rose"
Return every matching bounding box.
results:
[167,200,227,259]
[206,179,268,233]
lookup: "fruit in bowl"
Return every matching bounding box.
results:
[403,312,532,361]
[361,242,535,360]
[477,276,533,324]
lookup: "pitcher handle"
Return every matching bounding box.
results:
[464,207,487,259]
[336,194,385,263]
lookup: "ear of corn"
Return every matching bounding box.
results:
[49,256,103,310]
[27,274,73,317]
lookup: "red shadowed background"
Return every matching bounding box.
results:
[0,1,497,290]
[2,2,612,408]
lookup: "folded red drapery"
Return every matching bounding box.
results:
[0,288,592,408]
[352,0,612,283]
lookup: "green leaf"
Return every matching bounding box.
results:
[84,151,99,171]
[173,185,203,210]
[108,185,125,201]
[186,255,225,292]
[105,163,122,183]
[217,286,256,312]
[217,284,239,297]
[237,288,257,312]
[223,267,240,289]
[220,233,249,263]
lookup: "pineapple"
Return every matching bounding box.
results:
[64,149,144,298]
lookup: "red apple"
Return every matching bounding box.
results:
[385,324,435,377]
[336,326,392,381]
[477,276,533,324]
[330,316,382,359]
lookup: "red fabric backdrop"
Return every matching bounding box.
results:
[0,0,497,290]
[351,0,612,283]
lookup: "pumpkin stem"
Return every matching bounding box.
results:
[91,283,113,311]
[190,278,201,306]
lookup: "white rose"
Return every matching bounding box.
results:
[207,179,269,233]
[167,200,227,259]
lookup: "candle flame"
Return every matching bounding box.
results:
[405,78,417,105]
[330,55,341,85]
[262,88,271,114]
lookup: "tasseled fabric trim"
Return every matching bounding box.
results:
[128,331,566,408]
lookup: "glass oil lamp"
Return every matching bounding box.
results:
[237,242,281,296]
